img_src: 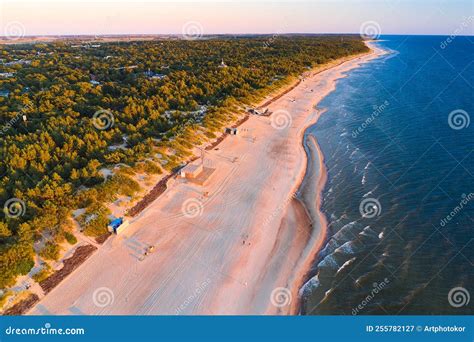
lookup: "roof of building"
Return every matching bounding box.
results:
[181,163,202,173]
[109,217,123,228]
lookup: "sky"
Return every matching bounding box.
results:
[0,0,473,36]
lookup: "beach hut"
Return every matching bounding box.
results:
[108,217,129,234]
[180,163,203,179]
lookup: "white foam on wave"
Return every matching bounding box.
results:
[318,254,339,269]
[299,274,320,298]
[336,257,356,275]
[363,185,379,198]
[349,147,364,160]
[333,221,358,241]
[362,161,371,185]
[359,226,378,239]
[335,241,355,254]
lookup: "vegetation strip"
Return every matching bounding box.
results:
[2,293,39,316]
[39,244,97,294]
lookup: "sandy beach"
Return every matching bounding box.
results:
[28,42,384,315]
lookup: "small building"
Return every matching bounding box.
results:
[219,59,228,68]
[249,108,270,116]
[225,127,238,135]
[151,74,166,80]
[144,69,166,80]
[0,90,10,97]
[249,108,262,115]
[0,72,14,78]
[180,162,203,179]
[90,80,101,86]
[108,217,129,235]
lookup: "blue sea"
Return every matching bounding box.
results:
[300,36,473,315]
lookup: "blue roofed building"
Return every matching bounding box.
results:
[108,217,130,234]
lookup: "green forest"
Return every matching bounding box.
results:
[0,36,368,290]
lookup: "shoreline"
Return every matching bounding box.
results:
[26,41,384,315]
[287,41,386,314]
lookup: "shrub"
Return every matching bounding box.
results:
[32,264,51,283]
[39,242,60,261]
[64,232,77,245]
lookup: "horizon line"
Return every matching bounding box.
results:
[3,33,474,38]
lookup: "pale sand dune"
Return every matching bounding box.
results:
[28,42,384,315]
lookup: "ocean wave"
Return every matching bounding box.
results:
[335,241,356,255]
[363,186,379,197]
[299,274,320,298]
[336,257,356,275]
[359,226,378,239]
[349,148,364,161]
[333,221,358,242]
[318,254,339,270]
